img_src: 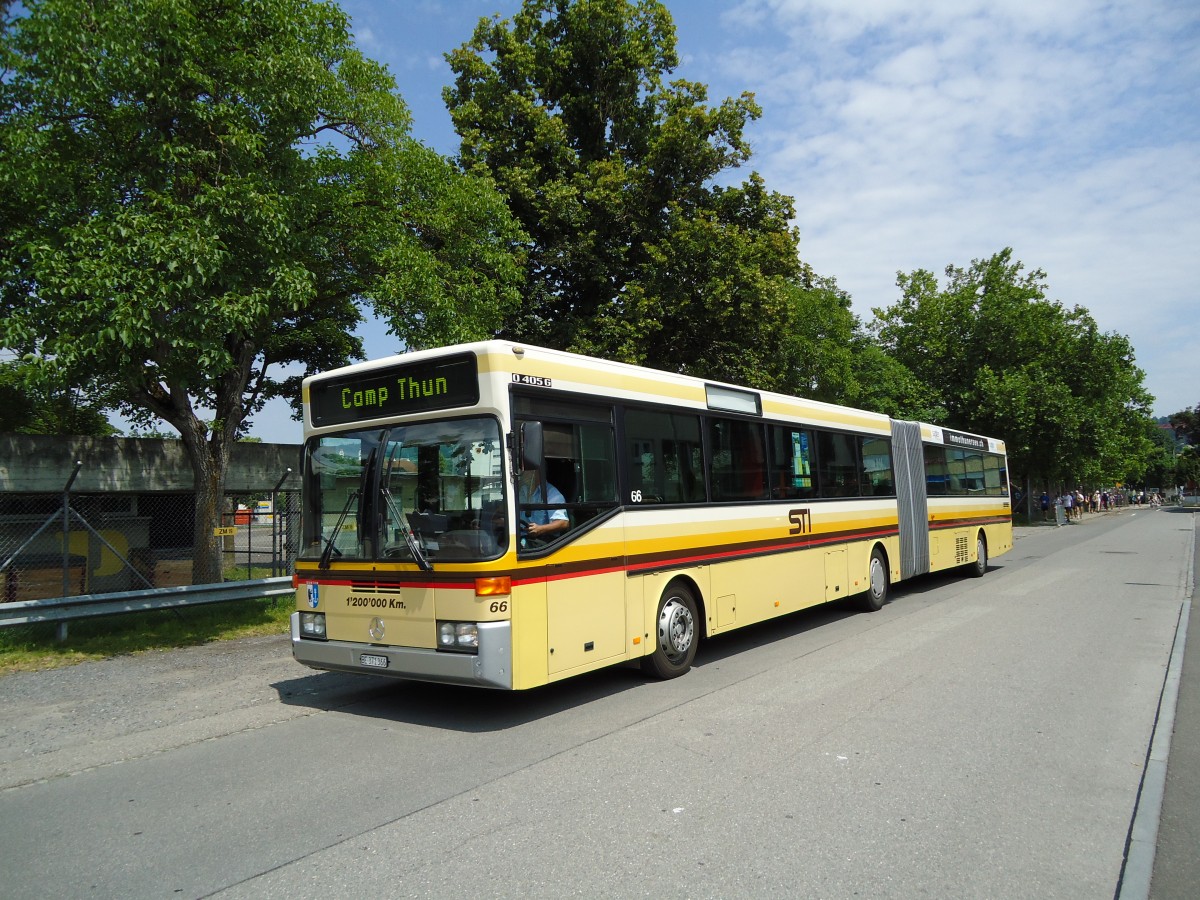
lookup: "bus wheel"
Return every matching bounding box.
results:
[859,547,889,612]
[968,532,988,578]
[642,583,699,679]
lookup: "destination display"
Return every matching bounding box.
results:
[308,353,480,426]
[928,426,994,452]
[942,428,989,451]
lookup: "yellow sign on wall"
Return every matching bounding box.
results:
[213,526,237,537]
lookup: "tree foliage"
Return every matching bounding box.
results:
[1169,405,1200,445]
[1175,446,1200,491]
[1140,422,1180,492]
[838,339,946,423]
[871,249,1155,488]
[1,0,524,580]
[1168,406,1199,490]
[444,0,854,394]
[0,359,116,436]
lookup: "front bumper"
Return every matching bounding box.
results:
[290,613,513,689]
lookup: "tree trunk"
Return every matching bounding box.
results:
[133,341,255,585]
[177,421,231,586]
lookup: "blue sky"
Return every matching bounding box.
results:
[243,0,1200,440]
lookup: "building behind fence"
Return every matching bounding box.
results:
[1,434,302,604]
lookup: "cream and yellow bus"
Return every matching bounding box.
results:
[291,341,1012,688]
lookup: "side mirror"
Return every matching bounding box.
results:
[519,421,543,471]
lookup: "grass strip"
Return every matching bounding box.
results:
[0,594,294,675]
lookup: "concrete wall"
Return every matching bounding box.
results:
[0,434,302,494]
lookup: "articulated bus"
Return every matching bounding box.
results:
[291,341,1012,689]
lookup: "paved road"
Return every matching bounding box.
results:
[0,507,1194,899]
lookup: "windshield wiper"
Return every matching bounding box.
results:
[381,486,433,572]
[318,490,359,570]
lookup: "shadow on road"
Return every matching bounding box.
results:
[271,663,647,732]
[267,535,1049,731]
[268,583,941,731]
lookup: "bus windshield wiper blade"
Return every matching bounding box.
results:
[318,490,359,570]
[381,487,433,572]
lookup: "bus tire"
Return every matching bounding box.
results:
[968,532,988,578]
[858,546,889,612]
[642,582,699,679]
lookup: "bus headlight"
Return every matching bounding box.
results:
[437,621,479,653]
[299,612,327,639]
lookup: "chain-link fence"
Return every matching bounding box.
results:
[1,487,300,605]
[219,491,301,582]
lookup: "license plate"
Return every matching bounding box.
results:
[360,654,389,668]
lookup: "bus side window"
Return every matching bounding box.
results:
[531,423,577,531]
[623,408,704,504]
[946,447,985,495]
[767,425,816,499]
[860,436,894,496]
[817,431,861,498]
[709,418,768,501]
[983,452,1005,496]
[545,456,578,503]
[961,449,986,494]
[515,413,620,537]
[924,444,948,495]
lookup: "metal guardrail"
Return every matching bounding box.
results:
[0,577,294,629]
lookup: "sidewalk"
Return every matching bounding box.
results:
[1149,508,1200,899]
[1021,505,1159,528]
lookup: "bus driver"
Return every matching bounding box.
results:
[519,465,569,541]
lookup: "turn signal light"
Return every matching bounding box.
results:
[475,576,511,596]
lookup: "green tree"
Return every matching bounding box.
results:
[1169,405,1200,445]
[0,358,116,436]
[871,249,1154,490]
[1140,422,1179,492]
[444,0,853,393]
[1,0,524,582]
[1175,446,1200,492]
[839,340,945,423]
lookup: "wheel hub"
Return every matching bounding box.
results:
[870,557,886,598]
[658,597,694,659]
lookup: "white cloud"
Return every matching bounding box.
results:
[700,0,1200,414]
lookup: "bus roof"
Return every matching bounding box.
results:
[302,340,1005,452]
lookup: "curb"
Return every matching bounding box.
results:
[1116,513,1197,899]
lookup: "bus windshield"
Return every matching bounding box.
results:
[300,416,509,564]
